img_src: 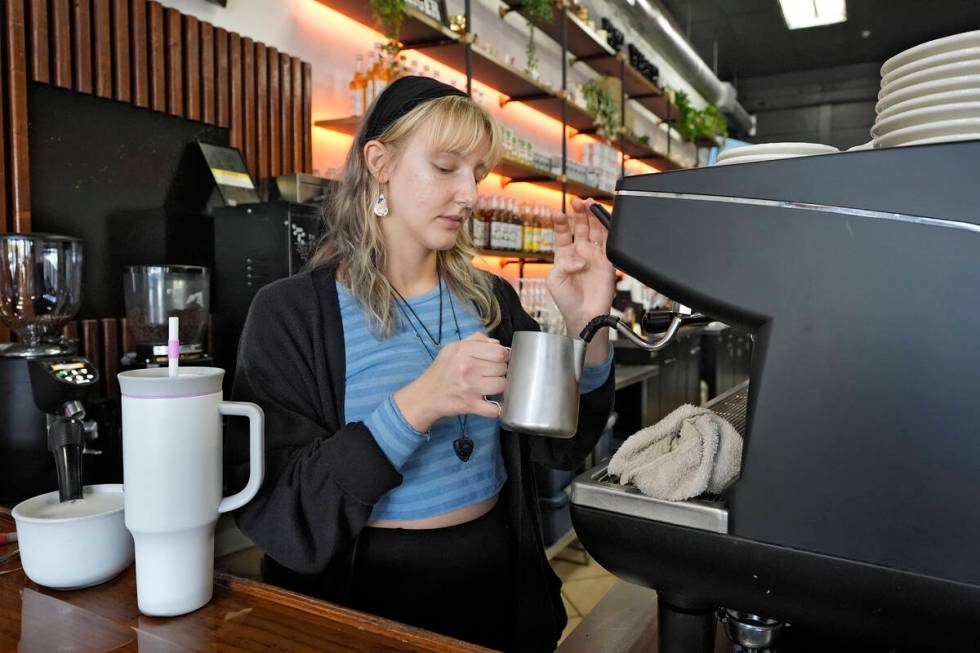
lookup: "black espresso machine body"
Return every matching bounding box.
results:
[572,141,980,648]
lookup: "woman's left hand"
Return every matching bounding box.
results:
[547,197,616,339]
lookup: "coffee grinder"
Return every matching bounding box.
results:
[120,265,212,369]
[0,234,108,503]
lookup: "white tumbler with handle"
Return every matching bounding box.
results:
[118,367,264,617]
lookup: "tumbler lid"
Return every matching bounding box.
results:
[118,366,224,398]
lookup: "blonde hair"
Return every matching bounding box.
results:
[307,94,503,338]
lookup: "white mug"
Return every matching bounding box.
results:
[118,367,264,617]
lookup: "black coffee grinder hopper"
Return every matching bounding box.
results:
[27,358,101,502]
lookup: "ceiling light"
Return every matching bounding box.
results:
[778,0,847,30]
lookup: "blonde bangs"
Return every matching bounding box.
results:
[391,95,501,175]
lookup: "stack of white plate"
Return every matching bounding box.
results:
[873,30,980,148]
[715,142,839,166]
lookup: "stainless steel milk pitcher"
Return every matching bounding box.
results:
[499,311,709,438]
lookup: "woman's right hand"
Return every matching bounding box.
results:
[394,332,510,433]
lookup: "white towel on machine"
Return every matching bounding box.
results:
[607,404,743,501]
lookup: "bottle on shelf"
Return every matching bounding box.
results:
[512,199,524,252]
[365,51,378,106]
[373,44,390,98]
[472,196,489,249]
[350,54,366,117]
[489,195,505,251]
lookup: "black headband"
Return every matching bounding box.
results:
[362,75,469,143]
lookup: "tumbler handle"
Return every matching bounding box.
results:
[217,401,265,514]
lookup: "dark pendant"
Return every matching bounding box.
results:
[453,434,475,462]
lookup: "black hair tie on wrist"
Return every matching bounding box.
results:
[361,75,469,144]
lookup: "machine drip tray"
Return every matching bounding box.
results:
[571,381,748,535]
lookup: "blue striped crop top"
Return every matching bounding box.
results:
[337,280,612,521]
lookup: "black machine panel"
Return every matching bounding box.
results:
[212,202,325,388]
[608,141,980,587]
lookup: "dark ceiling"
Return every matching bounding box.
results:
[659,0,980,81]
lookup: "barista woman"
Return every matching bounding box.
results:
[227,75,615,652]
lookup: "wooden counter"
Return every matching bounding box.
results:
[0,513,491,652]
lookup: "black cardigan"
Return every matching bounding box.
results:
[225,265,614,652]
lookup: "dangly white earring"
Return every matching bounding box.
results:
[373,191,389,217]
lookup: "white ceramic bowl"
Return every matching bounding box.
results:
[881,46,980,87]
[876,88,980,120]
[875,75,980,113]
[716,142,838,162]
[881,30,980,77]
[874,117,980,148]
[715,153,807,165]
[871,102,980,137]
[879,60,980,97]
[12,484,133,589]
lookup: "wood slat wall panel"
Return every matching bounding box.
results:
[112,0,130,101]
[165,7,181,116]
[0,0,313,246]
[6,0,31,232]
[242,36,255,175]
[0,0,6,235]
[101,319,120,399]
[290,56,302,173]
[200,21,214,124]
[49,0,70,88]
[302,61,312,173]
[93,0,112,98]
[71,0,92,93]
[82,320,100,370]
[215,27,229,127]
[228,32,241,151]
[183,15,199,120]
[279,52,291,174]
[148,1,165,111]
[267,46,280,177]
[27,0,47,83]
[130,0,148,108]
[255,42,268,179]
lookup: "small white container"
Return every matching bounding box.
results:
[12,484,133,589]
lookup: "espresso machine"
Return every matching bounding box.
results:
[570,140,980,651]
[0,234,111,503]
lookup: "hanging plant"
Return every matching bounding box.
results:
[582,79,622,141]
[370,0,406,79]
[522,0,554,78]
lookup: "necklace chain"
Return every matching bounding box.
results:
[391,274,470,459]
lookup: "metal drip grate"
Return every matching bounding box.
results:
[569,381,749,533]
[706,384,749,436]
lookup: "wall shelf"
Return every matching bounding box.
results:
[318,0,459,50]
[496,157,613,200]
[477,248,554,264]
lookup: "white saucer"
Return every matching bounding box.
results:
[881,30,980,78]
[871,101,980,137]
[879,60,980,97]
[881,46,980,87]
[875,74,980,113]
[873,117,980,148]
[876,87,980,120]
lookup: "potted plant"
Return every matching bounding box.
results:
[522,0,554,79]
[582,78,622,142]
[370,0,406,79]
[674,90,728,144]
